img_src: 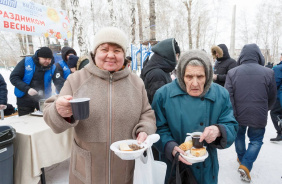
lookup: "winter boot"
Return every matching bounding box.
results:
[270,134,282,141]
[238,165,251,182]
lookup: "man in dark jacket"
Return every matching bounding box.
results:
[140,38,180,104]
[10,47,65,116]
[56,46,77,79]
[140,38,180,161]
[225,44,276,182]
[0,73,7,111]
[211,44,237,86]
[270,60,282,141]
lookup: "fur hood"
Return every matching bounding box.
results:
[176,50,213,97]
[76,55,89,70]
[211,44,230,61]
[211,45,223,59]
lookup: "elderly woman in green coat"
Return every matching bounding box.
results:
[152,50,238,184]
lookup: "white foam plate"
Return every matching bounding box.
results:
[110,139,148,160]
[30,111,43,117]
[180,146,209,164]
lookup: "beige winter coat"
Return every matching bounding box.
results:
[43,57,156,184]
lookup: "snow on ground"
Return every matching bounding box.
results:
[1,68,281,184]
[218,114,282,184]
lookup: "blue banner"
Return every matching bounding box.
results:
[131,43,152,71]
[131,44,140,71]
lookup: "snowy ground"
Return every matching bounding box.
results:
[218,114,282,184]
[1,68,281,184]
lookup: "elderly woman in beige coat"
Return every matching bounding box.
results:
[43,27,156,184]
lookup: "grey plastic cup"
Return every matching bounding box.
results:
[69,98,90,120]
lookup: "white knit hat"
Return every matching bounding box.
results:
[92,27,128,53]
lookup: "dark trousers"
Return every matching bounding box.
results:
[152,146,159,161]
[18,106,35,116]
[270,100,282,134]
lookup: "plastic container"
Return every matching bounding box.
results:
[38,99,46,112]
[0,125,16,184]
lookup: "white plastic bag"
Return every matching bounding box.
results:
[133,147,167,184]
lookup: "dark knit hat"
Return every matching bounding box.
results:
[126,56,132,61]
[174,40,180,54]
[37,47,53,59]
[67,55,79,68]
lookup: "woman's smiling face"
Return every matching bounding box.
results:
[94,43,125,72]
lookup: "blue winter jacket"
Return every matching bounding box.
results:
[14,57,56,98]
[58,60,71,79]
[273,61,282,106]
[152,80,238,184]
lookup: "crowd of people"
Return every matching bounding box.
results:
[0,26,281,184]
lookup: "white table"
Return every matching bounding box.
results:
[0,115,73,184]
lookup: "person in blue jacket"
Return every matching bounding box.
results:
[10,47,64,116]
[56,46,77,79]
[152,50,238,184]
[270,58,282,141]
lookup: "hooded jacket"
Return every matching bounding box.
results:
[77,56,89,70]
[56,47,77,79]
[10,50,64,108]
[43,56,156,184]
[152,50,238,184]
[225,44,276,128]
[211,44,237,86]
[140,38,178,104]
[0,74,7,105]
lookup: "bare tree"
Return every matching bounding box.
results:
[70,0,88,55]
[137,0,143,43]
[27,35,34,54]
[253,4,264,45]
[17,34,26,55]
[261,4,272,55]
[239,11,249,46]
[130,2,136,44]
[184,0,193,49]
[229,5,236,58]
[195,16,201,49]
[108,0,116,26]
[149,0,156,41]
[0,33,21,67]
[270,11,282,63]
[91,0,95,35]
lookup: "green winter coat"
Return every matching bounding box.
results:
[152,79,238,184]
